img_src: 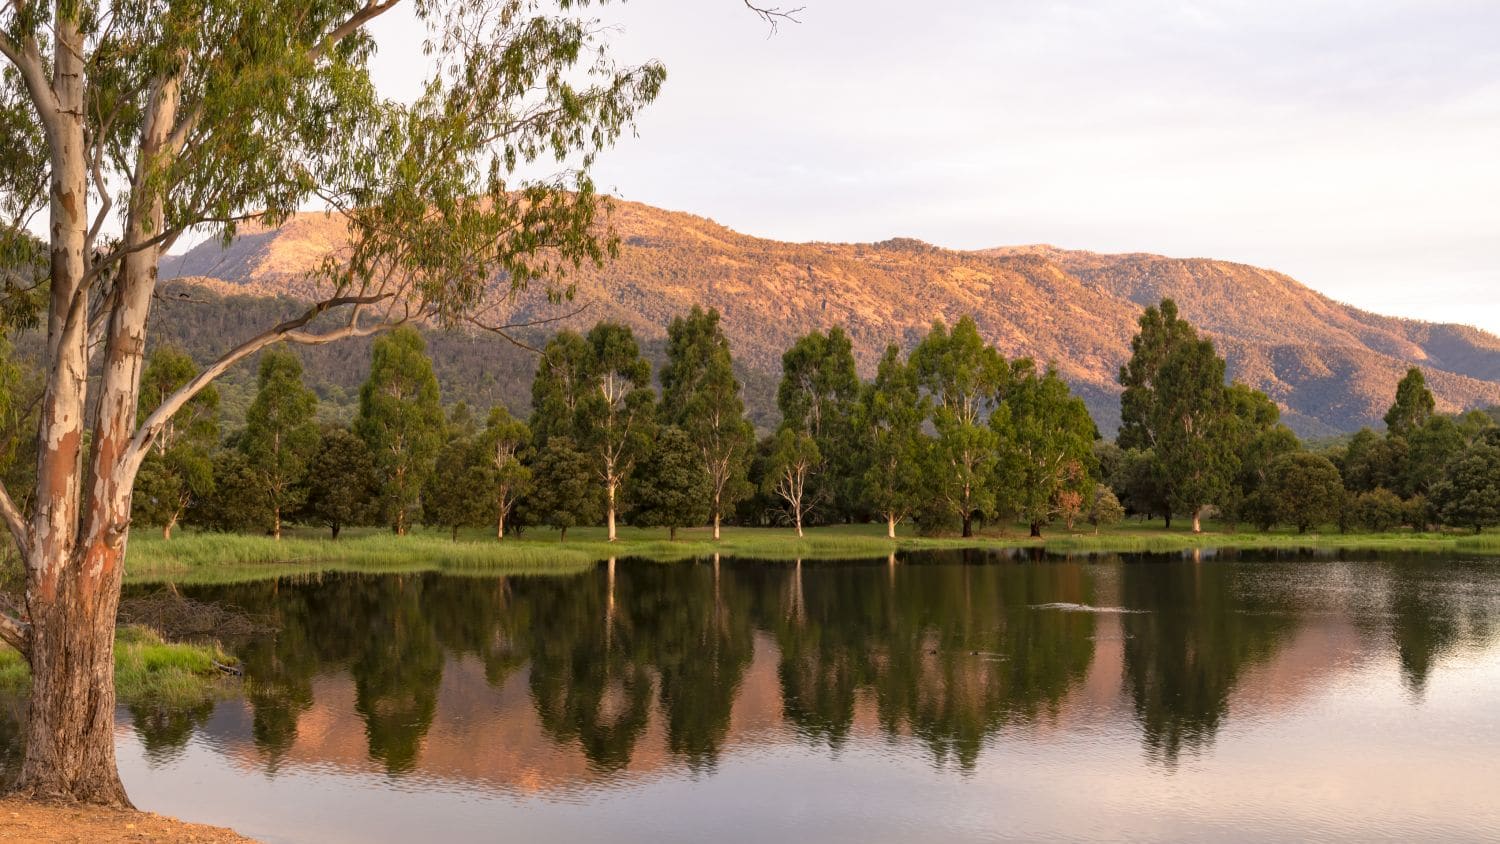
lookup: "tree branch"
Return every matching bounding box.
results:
[125,293,400,470]
[743,1,804,33]
[0,479,30,561]
[0,20,61,135]
[466,300,593,354]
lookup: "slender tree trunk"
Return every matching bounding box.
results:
[1191,507,1202,534]
[451,525,459,541]
[606,480,617,542]
[962,513,973,538]
[886,512,896,540]
[272,506,282,541]
[560,526,568,542]
[795,510,804,537]
[331,523,341,540]
[670,525,677,541]
[1164,513,1172,530]
[497,509,506,541]
[713,511,721,541]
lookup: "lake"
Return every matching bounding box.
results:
[7,549,1500,841]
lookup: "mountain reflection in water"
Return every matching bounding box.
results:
[5,550,1499,842]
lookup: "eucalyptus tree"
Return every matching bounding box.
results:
[777,326,861,520]
[659,306,755,539]
[1432,439,1500,533]
[630,425,711,540]
[241,348,320,539]
[579,323,655,541]
[355,328,444,535]
[1118,300,1237,533]
[422,435,490,540]
[995,360,1096,537]
[1384,368,1435,437]
[529,330,592,447]
[302,426,376,540]
[911,317,1007,537]
[132,348,219,540]
[0,0,665,801]
[527,437,600,541]
[858,345,928,539]
[764,428,819,537]
[479,406,531,540]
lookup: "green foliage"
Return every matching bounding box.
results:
[629,425,711,539]
[911,317,1007,536]
[1117,299,1238,526]
[995,360,1097,535]
[1351,488,1405,533]
[1086,485,1126,532]
[1221,386,1300,528]
[241,348,320,535]
[302,426,377,539]
[777,326,861,520]
[578,323,656,527]
[1263,452,1345,533]
[857,345,929,532]
[422,435,492,540]
[658,307,755,531]
[762,428,820,533]
[1431,440,1500,533]
[133,348,220,535]
[1404,416,1466,498]
[530,330,592,446]
[525,437,601,540]
[1334,428,1406,494]
[478,406,532,539]
[189,450,271,533]
[356,328,444,534]
[1384,367,1435,437]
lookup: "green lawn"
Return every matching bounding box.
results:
[121,521,1500,584]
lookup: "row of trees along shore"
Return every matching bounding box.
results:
[51,298,1497,546]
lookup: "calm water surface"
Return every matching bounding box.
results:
[8,550,1500,842]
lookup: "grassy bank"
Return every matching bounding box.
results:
[0,625,238,707]
[121,522,1500,584]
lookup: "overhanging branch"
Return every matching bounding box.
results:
[125,293,399,469]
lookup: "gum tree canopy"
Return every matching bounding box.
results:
[0,0,674,805]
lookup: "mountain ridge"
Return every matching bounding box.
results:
[160,200,1500,437]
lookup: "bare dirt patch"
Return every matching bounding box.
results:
[0,797,254,843]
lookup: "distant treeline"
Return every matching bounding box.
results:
[3,298,1495,543]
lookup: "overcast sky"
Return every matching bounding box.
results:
[370,0,1500,331]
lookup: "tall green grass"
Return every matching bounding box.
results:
[122,521,1500,585]
[0,625,237,707]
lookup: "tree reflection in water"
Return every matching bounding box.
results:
[103,550,1499,784]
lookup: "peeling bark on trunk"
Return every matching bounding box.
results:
[14,553,130,806]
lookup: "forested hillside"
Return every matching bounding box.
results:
[159,200,1500,435]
